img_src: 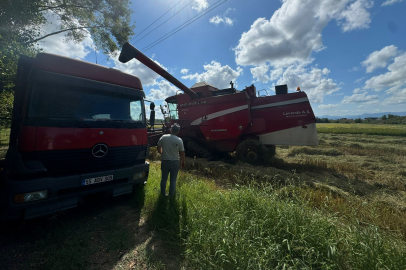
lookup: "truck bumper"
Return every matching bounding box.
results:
[0,162,149,221]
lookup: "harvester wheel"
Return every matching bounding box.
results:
[266,145,276,157]
[236,139,272,165]
[186,140,214,160]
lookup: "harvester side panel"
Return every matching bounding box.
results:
[174,92,251,151]
[250,92,318,146]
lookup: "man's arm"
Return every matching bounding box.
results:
[157,145,162,154]
[180,151,185,168]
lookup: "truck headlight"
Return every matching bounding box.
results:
[132,171,147,181]
[14,190,48,204]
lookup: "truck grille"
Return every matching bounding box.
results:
[23,146,145,175]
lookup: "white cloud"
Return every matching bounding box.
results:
[181,61,243,89]
[180,69,189,74]
[251,65,270,83]
[364,52,406,91]
[113,55,167,86]
[342,92,379,103]
[192,0,209,12]
[383,88,406,104]
[147,80,178,101]
[38,11,94,59]
[225,8,236,15]
[354,77,366,83]
[318,104,339,109]
[360,50,406,106]
[234,0,373,67]
[353,88,366,94]
[362,45,398,73]
[275,60,341,103]
[337,0,373,32]
[270,68,284,81]
[209,15,234,26]
[382,0,403,6]
[249,59,340,103]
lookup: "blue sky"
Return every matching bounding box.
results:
[39,0,406,117]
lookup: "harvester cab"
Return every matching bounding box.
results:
[119,42,318,164]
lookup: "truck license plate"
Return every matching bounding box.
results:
[82,175,113,186]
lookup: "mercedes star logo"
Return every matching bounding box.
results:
[92,143,108,158]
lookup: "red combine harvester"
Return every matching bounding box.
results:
[119,42,318,163]
[0,53,149,220]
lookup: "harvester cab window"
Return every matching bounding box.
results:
[167,102,179,120]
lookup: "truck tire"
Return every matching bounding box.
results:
[236,139,274,165]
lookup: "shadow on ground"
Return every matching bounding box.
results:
[0,185,161,270]
[144,195,188,270]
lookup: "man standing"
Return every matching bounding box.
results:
[157,123,185,197]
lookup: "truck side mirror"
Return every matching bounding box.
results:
[149,110,155,128]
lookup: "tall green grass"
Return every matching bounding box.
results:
[144,163,406,269]
[0,127,10,159]
[317,123,406,137]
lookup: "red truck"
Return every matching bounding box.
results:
[0,53,150,220]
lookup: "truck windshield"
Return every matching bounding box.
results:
[28,82,145,126]
[167,102,179,120]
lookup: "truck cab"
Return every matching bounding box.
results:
[0,53,150,220]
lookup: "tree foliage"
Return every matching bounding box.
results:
[0,40,38,94]
[0,91,14,125]
[0,0,134,54]
[0,0,134,96]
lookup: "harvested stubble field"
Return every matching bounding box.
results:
[1,123,406,269]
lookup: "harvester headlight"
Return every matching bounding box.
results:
[14,190,48,204]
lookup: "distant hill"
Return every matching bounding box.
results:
[317,112,406,120]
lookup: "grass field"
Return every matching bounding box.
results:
[1,123,406,269]
[317,123,406,136]
[0,127,10,159]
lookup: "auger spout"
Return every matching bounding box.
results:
[119,42,199,100]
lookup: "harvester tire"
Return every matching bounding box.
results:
[266,145,276,157]
[186,140,214,160]
[236,139,272,165]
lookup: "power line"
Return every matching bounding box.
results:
[132,0,195,44]
[142,0,228,52]
[100,0,230,64]
[98,55,112,66]
[99,0,188,65]
[129,0,186,43]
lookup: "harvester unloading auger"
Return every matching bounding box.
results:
[119,42,318,164]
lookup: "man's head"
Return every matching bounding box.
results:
[171,123,180,134]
